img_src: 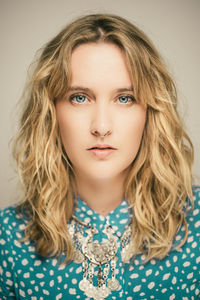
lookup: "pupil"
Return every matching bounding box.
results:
[120,96,128,102]
[77,96,85,102]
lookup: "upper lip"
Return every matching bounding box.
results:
[87,144,117,150]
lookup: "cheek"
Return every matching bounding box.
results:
[57,114,70,139]
[57,110,86,153]
[122,112,146,152]
[59,121,77,149]
[56,107,73,148]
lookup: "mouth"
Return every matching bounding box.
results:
[87,144,117,150]
[89,147,115,150]
[87,146,117,158]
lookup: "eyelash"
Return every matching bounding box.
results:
[69,94,136,104]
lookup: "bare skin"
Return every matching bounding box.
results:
[56,42,146,215]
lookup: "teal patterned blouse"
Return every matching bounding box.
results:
[0,186,200,299]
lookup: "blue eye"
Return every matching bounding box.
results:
[70,94,87,103]
[118,95,135,104]
[69,94,136,104]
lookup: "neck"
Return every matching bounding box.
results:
[75,174,126,216]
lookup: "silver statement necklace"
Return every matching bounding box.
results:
[68,215,132,300]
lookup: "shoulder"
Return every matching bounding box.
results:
[192,184,200,201]
[0,204,29,222]
[0,204,19,223]
[181,185,200,238]
[192,185,200,203]
[0,205,29,245]
[186,185,200,226]
[0,205,18,231]
[185,186,200,243]
[0,204,25,225]
[0,205,27,298]
[178,185,200,253]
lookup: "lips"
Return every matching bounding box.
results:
[90,147,113,150]
[87,144,117,150]
[87,144,117,158]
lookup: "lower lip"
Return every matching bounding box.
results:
[88,148,116,158]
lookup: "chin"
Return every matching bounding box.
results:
[89,168,127,181]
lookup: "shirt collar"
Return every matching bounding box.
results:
[74,196,132,237]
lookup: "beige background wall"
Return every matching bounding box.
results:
[0,0,199,208]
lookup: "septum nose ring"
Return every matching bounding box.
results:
[92,130,111,137]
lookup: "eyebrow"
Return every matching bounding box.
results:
[67,85,134,94]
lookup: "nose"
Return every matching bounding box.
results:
[90,101,112,138]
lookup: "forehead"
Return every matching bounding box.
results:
[70,42,132,89]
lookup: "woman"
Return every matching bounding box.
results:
[0,14,199,299]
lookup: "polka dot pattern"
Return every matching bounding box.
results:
[0,186,200,299]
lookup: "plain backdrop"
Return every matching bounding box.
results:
[0,0,199,208]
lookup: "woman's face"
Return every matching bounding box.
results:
[56,42,146,182]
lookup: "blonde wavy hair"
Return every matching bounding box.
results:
[14,13,194,264]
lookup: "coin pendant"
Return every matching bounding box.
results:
[107,278,120,291]
[94,297,104,300]
[73,249,84,264]
[79,278,90,292]
[97,286,110,298]
[85,284,97,298]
